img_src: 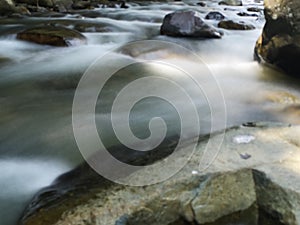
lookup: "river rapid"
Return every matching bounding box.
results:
[1,0,300,225]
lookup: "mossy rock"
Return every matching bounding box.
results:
[0,56,12,66]
[16,26,87,47]
[218,20,255,30]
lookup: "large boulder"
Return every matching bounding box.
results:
[19,122,300,225]
[255,0,300,76]
[17,26,87,47]
[0,0,16,16]
[160,10,222,38]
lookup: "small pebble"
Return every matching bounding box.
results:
[240,153,251,160]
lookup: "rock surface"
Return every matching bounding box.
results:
[160,10,222,38]
[15,0,54,8]
[255,0,300,76]
[205,11,225,20]
[0,0,17,15]
[20,122,300,225]
[219,0,242,6]
[17,26,87,46]
[218,20,255,30]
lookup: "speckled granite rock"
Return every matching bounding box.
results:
[20,122,300,225]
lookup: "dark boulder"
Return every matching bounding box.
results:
[255,0,300,76]
[196,1,206,7]
[205,11,225,20]
[15,0,54,8]
[247,7,261,12]
[0,0,17,16]
[17,26,87,47]
[237,12,258,17]
[160,10,222,38]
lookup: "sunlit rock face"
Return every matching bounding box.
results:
[255,0,300,76]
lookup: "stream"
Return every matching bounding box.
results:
[1,0,300,225]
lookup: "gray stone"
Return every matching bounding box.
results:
[160,10,222,38]
[205,11,226,20]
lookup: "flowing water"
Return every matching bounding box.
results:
[1,0,300,224]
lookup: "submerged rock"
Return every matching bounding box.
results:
[196,1,206,7]
[255,0,300,76]
[218,20,255,30]
[160,10,222,38]
[20,123,300,225]
[16,26,87,46]
[0,56,13,66]
[219,0,242,6]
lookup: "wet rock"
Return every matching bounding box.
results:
[26,5,48,13]
[205,11,225,20]
[0,56,12,66]
[237,12,258,17]
[196,1,206,7]
[16,26,87,46]
[71,0,91,9]
[73,23,111,32]
[218,20,255,30]
[15,0,54,8]
[160,10,222,38]
[52,0,73,12]
[15,5,31,15]
[119,0,129,9]
[263,91,300,105]
[219,0,242,6]
[247,7,261,12]
[255,0,300,76]
[19,123,300,225]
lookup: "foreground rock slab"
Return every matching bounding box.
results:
[160,10,222,38]
[255,0,300,76]
[20,122,300,225]
[17,26,87,47]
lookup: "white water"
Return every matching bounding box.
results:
[1,0,300,225]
